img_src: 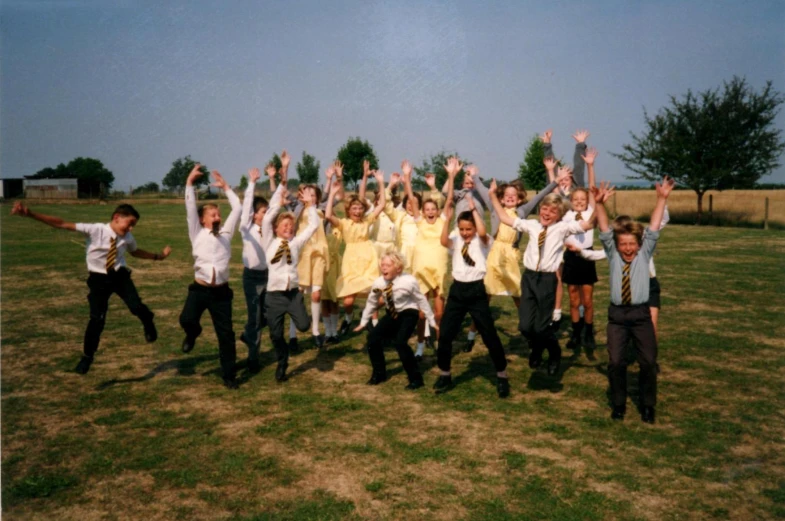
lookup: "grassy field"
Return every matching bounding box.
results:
[2,202,785,520]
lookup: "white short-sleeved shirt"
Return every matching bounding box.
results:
[75,223,136,274]
[563,206,595,250]
[512,218,584,273]
[448,231,491,282]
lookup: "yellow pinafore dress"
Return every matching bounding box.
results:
[336,216,379,298]
[484,208,522,297]
[296,207,329,288]
[412,215,448,295]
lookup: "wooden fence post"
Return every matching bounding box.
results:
[764,197,769,230]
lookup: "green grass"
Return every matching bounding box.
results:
[2,202,785,520]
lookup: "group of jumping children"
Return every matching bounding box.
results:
[12,130,675,423]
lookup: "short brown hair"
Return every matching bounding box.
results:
[345,195,370,214]
[495,181,528,205]
[612,215,644,245]
[197,203,219,220]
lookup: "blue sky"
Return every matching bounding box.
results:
[2,0,784,190]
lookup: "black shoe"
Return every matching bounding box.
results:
[551,317,563,333]
[496,377,510,398]
[425,336,435,349]
[275,362,288,382]
[566,332,581,351]
[312,334,325,349]
[462,338,475,353]
[181,336,195,354]
[247,359,261,374]
[547,358,561,376]
[74,355,93,375]
[641,406,656,424]
[339,319,352,336]
[326,335,339,345]
[143,319,157,343]
[223,376,239,389]
[366,372,387,385]
[583,327,596,351]
[611,405,626,420]
[432,375,453,394]
[288,337,299,352]
[405,379,424,390]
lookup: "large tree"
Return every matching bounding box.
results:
[296,151,320,184]
[613,77,785,222]
[162,156,209,191]
[336,137,379,189]
[28,158,114,198]
[413,151,470,191]
[518,136,547,192]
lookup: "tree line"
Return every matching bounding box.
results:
[26,77,784,222]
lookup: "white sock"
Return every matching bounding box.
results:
[311,302,321,336]
[289,320,297,340]
[344,311,354,324]
[424,321,431,338]
[372,318,379,327]
[467,330,476,341]
[552,308,562,322]
[415,342,425,356]
[323,313,332,337]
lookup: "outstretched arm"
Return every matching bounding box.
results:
[11,202,76,231]
[212,171,242,236]
[440,202,454,248]
[591,182,615,233]
[649,176,675,231]
[582,147,598,207]
[402,160,419,219]
[468,196,488,243]
[240,167,260,231]
[324,179,342,227]
[370,170,387,219]
[130,245,172,261]
[444,156,462,216]
[423,173,445,208]
[185,164,204,240]
[572,129,589,187]
[358,159,370,202]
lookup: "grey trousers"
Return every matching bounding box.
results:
[241,267,268,361]
[264,289,310,365]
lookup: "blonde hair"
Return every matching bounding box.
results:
[345,195,370,214]
[273,211,295,233]
[379,251,405,272]
[569,187,589,203]
[540,193,570,218]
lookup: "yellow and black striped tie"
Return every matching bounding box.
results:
[535,226,548,270]
[621,262,632,305]
[271,239,291,264]
[383,280,397,319]
[575,212,583,221]
[106,237,117,272]
[259,225,263,240]
[461,242,475,267]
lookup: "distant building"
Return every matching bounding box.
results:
[1,178,25,199]
[23,178,78,199]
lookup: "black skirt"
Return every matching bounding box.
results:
[562,250,598,285]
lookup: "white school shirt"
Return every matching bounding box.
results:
[563,205,595,250]
[185,185,242,285]
[449,231,491,282]
[512,218,585,273]
[239,183,268,271]
[261,200,319,292]
[358,274,437,329]
[75,223,137,274]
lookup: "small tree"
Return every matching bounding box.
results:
[297,151,320,184]
[518,135,547,192]
[132,182,160,195]
[336,137,379,189]
[613,76,785,223]
[413,151,470,191]
[238,175,248,191]
[162,156,209,191]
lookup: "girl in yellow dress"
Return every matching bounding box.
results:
[320,165,344,344]
[325,169,387,335]
[410,189,448,359]
[358,160,397,261]
[384,161,420,272]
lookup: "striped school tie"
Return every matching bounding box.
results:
[622,262,632,305]
[270,239,291,264]
[575,212,583,221]
[259,225,263,240]
[461,242,475,267]
[383,280,397,319]
[106,237,117,272]
[535,226,548,270]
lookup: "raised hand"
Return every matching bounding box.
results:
[325,164,336,181]
[389,172,401,187]
[557,165,573,181]
[465,164,478,178]
[424,172,436,189]
[488,178,498,194]
[593,181,616,204]
[211,171,228,190]
[373,169,385,185]
[655,176,676,199]
[265,163,277,178]
[581,147,598,166]
[186,164,204,186]
[572,129,590,143]
[541,129,553,144]
[329,178,341,195]
[363,159,370,178]
[443,202,454,222]
[334,160,344,178]
[281,150,290,169]
[543,157,557,172]
[248,167,260,184]
[401,159,413,178]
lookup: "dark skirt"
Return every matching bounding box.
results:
[562,250,598,285]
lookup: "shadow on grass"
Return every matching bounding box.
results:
[96,354,219,390]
